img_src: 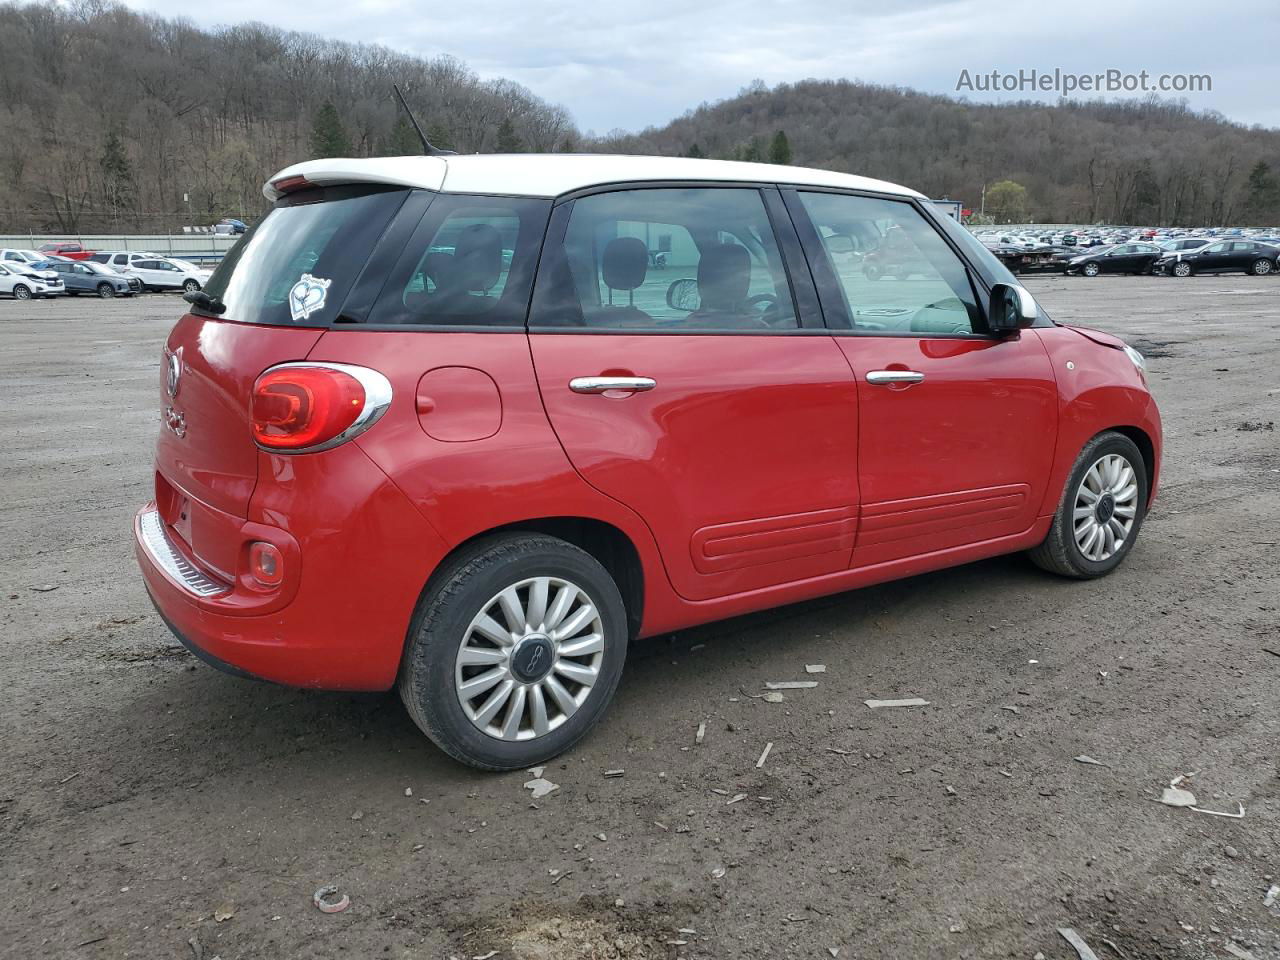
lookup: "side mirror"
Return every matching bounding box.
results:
[666,277,700,311]
[988,283,1037,334]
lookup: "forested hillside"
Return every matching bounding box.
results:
[0,0,575,232]
[595,80,1280,226]
[3,2,1279,233]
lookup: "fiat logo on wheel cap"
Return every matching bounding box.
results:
[165,347,182,398]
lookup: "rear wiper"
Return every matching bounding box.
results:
[183,290,226,315]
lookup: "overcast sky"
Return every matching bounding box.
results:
[124,0,1279,133]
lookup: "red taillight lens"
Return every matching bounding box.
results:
[248,541,284,587]
[251,365,366,451]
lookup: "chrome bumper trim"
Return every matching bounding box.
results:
[137,509,229,598]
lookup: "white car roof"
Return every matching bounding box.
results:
[263,154,923,202]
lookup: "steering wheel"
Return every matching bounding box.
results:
[744,292,784,328]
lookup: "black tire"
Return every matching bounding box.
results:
[97,282,115,298]
[864,264,882,281]
[1082,262,1100,277]
[398,533,629,770]
[183,279,201,293]
[13,284,31,301]
[1028,431,1149,579]
[1172,261,1192,277]
[1251,259,1272,276]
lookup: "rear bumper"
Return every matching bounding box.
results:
[134,448,450,691]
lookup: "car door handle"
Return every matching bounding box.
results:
[569,377,656,394]
[866,370,925,385]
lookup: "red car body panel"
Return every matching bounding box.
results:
[528,333,861,601]
[833,332,1058,566]
[1034,326,1162,509]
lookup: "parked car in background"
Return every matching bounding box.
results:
[118,255,212,292]
[217,218,248,234]
[0,261,65,299]
[1066,243,1163,276]
[38,258,140,297]
[1,247,53,266]
[135,153,1162,769]
[1159,238,1211,253]
[1155,240,1279,276]
[90,250,163,271]
[37,241,95,261]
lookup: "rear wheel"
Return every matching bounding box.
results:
[183,278,201,293]
[399,534,628,770]
[1029,431,1148,579]
[1251,258,1272,276]
[97,282,116,298]
[12,284,31,301]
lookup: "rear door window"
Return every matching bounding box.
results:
[531,187,799,331]
[198,184,411,326]
[364,194,551,327]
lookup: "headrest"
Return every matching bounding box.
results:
[602,236,648,291]
[453,223,503,292]
[423,252,453,290]
[697,243,750,312]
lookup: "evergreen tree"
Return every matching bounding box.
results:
[685,143,706,159]
[98,131,135,216]
[425,122,453,152]
[384,117,421,155]
[1245,160,1279,221]
[310,101,351,157]
[494,117,523,153]
[738,137,764,163]
[768,130,792,165]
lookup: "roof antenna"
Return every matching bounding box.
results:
[393,84,455,156]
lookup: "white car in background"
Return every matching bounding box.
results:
[0,248,63,283]
[0,261,65,299]
[117,255,213,292]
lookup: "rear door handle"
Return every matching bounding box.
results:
[569,377,657,394]
[866,370,925,385]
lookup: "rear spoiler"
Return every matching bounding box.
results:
[263,157,448,202]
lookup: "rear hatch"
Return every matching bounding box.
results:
[156,184,413,524]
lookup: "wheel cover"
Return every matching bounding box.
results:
[1072,454,1139,562]
[1256,260,1272,274]
[454,576,605,741]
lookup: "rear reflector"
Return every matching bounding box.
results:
[248,541,284,587]
[251,363,392,453]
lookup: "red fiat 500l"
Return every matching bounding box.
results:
[135,155,1161,769]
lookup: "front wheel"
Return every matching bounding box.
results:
[399,534,628,770]
[12,284,31,300]
[1029,431,1148,579]
[1082,262,1100,277]
[1172,261,1192,277]
[1251,258,1273,276]
[97,282,116,298]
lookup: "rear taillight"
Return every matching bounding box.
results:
[250,363,391,453]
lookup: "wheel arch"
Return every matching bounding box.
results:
[419,516,646,642]
[1110,425,1157,506]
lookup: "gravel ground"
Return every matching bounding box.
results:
[1,279,1277,960]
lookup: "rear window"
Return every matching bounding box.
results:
[199,184,410,326]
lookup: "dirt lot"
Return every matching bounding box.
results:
[1,278,1277,960]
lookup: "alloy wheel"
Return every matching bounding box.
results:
[454,576,605,742]
[1072,454,1139,562]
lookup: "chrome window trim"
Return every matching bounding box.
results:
[137,509,229,599]
[252,361,393,455]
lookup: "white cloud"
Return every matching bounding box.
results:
[123,0,1280,131]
